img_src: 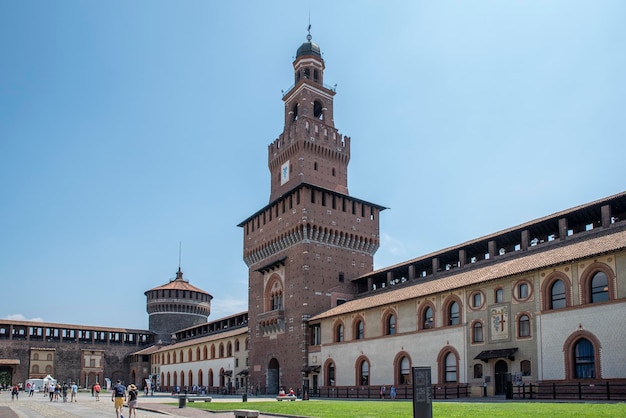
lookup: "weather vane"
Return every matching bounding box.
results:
[307,11,312,42]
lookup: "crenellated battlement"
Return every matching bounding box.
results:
[268,117,350,167]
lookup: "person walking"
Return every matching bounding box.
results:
[48,383,55,401]
[70,382,78,402]
[62,382,68,402]
[390,385,397,400]
[11,385,19,400]
[94,382,101,401]
[111,380,127,418]
[127,384,139,418]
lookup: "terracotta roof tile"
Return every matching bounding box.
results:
[311,229,626,321]
[152,327,248,352]
[148,279,209,294]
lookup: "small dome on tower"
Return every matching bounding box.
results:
[296,40,321,58]
[296,29,321,59]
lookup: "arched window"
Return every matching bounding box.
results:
[590,272,609,303]
[551,280,566,309]
[580,263,615,303]
[448,301,460,326]
[188,370,193,387]
[437,347,459,384]
[574,338,596,379]
[357,358,369,385]
[188,348,193,362]
[32,365,39,374]
[354,319,364,340]
[472,322,483,343]
[563,331,602,380]
[520,360,531,376]
[45,365,52,374]
[227,342,233,357]
[445,353,457,382]
[203,346,208,360]
[335,323,344,342]
[399,356,411,385]
[219,343,224,358]
[518,314,531,337]
[33,353,39,360]
[385,313,397,335]
[422,305,434,329]
[210,344,215,359]
[196,347,200,361]
[326,362,335,386]
[235,339,240,352]
[542,272,572,311]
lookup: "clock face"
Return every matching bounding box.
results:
[280,161,290,185]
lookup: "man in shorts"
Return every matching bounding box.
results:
[111,380,127,418]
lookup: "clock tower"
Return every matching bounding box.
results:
[239,31,385,393]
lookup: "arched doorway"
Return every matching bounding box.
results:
[494,360,508,395]
[267,358,280,394]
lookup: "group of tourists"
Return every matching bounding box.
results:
[44,381,79,402]
[379,385,397,400]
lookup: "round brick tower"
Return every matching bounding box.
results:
[145,268,212,344]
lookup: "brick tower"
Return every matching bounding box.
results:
[145,268,212,344]
[239,31,385,393]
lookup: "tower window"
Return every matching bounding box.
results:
[292,103,298,121]
[304,68,310,79]
[314,69,319,81]
[314,162,318,171]
[313,101,323,119]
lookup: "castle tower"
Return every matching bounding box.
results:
[145,268,212,344]
[239,31,385,393]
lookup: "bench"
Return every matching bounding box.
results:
[276,394,297,401]
[187,396,212,402]
[234,409,259,418]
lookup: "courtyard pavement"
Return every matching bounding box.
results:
[0,390,279,418]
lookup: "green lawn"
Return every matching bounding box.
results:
[186,400,626,417]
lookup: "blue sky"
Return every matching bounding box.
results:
[1,1,624,330]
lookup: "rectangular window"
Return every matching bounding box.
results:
[311,324,321,345]
[519,283,529,299]
[495,288,503,303]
